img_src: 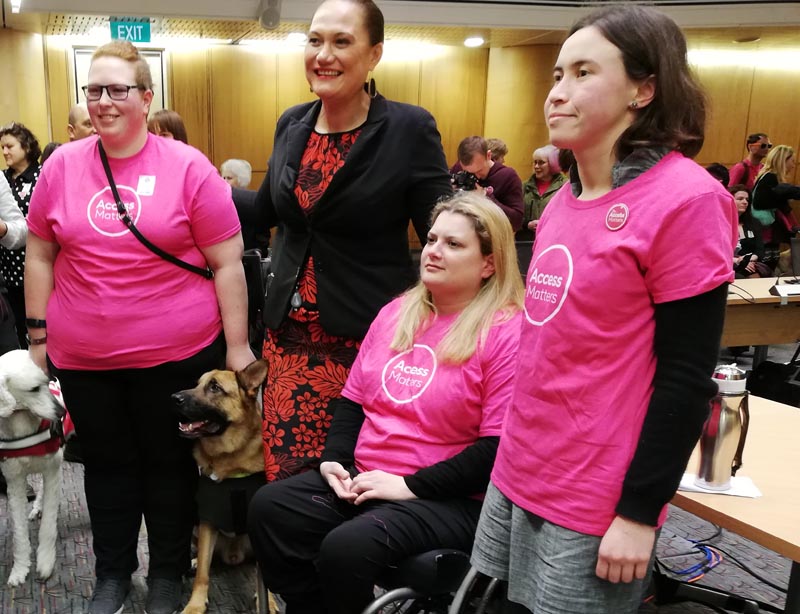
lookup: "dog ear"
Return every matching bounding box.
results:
[0,374,17,417]
[236,359,269,399]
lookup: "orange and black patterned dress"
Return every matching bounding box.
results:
[261,129,363,482]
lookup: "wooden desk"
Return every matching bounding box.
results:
[672,396,800,612]
[723,278,800,347]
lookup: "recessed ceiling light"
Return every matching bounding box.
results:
[287,32,307,45]
[464,36,484,48]
[734,35,761,44]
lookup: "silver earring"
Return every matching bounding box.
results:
[629,100,639,109]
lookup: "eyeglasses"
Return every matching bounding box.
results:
[754,142,773,150]
[82,84,143,101]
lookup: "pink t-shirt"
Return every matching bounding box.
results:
[491,152,737,536]
[27,134,241,370]
[342,297,521,477]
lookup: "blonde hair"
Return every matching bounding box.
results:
[92,41,153,91]
[390,192,523,364]
[758,145,795,184]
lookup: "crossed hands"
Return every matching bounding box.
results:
[319,461,417,506]
[596,515,656,584]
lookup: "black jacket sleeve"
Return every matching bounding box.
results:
[319,397,364,466]
[616,283,728,526]
[404,436,499,499]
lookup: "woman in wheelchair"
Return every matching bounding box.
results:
[247,192,523,614]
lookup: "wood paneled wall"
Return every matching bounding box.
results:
[3,31,800,193]
[0,30,49,148]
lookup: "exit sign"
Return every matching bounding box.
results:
[110,20,151,43]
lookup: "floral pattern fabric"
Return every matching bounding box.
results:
[261,129,362,482]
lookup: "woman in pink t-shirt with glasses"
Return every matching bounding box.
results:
[466,6,738,614]
[247,192,523,614]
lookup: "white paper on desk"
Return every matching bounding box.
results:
[679,473,762,498]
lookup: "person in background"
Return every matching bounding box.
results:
[731,184,770,279]
[254,0,452,483]
[220,158,253,189]
[68,102,96,141]
[147,109,189,144]
[451,136,524,231]
[0,172,26,496]
[486,137,508,165]
[519,144,567,241]
[25,40,253,614]
[729,132,770,191]
[40,142,62,165]
[705,162,730,187]
[0,122,41,348]
[249,192,524,614]
[468,7,736,613]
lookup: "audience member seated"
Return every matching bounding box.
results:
[451,136,524,231]
[248,193,523,614]
[518,144,566,241]
[752,145,800,265]
[220,158,253,189]
[486,137,508,165]
[147,109,188,144]
[40,142,62,165]
[731,184,771,278]
[729,132,770,191]
[705,162,729,187]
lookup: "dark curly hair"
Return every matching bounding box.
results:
[0,122,42,166]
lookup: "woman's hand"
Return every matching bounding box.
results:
[595,515,656,584]
[226,343,256,372]
[528,220,539,230]
[745,261,757,273]
[350,470,417,505]
[320,461,357,502]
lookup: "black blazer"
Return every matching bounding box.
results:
[255,94,452,339]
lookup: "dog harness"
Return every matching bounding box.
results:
[0,380,75,460]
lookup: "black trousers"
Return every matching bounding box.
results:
[51,335,224,580]
[5,285,25,349]
[247,469,483,614]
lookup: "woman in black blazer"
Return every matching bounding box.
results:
[254,0,452,481]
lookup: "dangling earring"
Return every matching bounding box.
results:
[363,77,377,98]
[629,100,639,109]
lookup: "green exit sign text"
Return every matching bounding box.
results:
[110,20,151,43]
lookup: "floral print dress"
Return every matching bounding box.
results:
[261,129,363,482]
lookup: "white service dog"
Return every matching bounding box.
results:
[0,349,68,586]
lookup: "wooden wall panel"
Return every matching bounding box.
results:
[0,30,49,145]
[276,49,317,118]
[484,45,559,179]
[170,49,212,160]
[374,59,421,106]
[694,64,755,168]
[44,43,73,145]
[419,47,488,166]
[747,66,800,165]
[210,47,278,174]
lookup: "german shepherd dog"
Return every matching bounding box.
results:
[172,359,276,614]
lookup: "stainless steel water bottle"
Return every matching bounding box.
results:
[695,364,750,491]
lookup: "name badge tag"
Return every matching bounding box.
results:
[137,175,156,196]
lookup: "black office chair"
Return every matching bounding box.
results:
[360,549,472,614]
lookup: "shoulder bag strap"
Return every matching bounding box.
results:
[97,141,213,279]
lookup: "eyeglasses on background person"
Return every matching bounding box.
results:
[82,84,144,101]
[759,142,774,150]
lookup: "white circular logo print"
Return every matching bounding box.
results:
[605,203,629,231]
[381,345,437,404]
[524,244,573,326]
[87,186,141,237]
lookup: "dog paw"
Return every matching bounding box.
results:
[7,565,30,586]
[36,554,55,580]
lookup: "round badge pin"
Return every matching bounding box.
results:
[605,203,629,231]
